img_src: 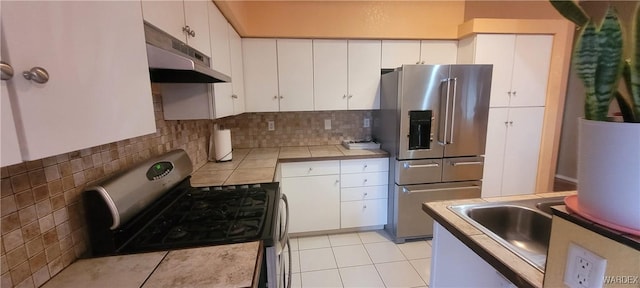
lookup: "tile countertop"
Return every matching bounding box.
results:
[422,191,578,288]
[190,145,388,187]
[43,242,262,288]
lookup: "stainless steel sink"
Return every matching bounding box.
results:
[448,196,565,272]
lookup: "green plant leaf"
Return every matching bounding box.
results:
[549,0,590,26]
[574,22,600,120]
[631,4,640,118]
[614,91,636,122]
[593,6,623,121]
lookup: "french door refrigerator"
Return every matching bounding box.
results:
[374,64,492,242]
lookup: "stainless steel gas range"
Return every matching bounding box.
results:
[83,149,291,288]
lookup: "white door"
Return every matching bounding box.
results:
[229,25,245,115]
[243,38,279,112]
[277,39,314,112]
[381,40,421,69]
[1,76,22,166]
[341,199,387,228]
[282,175,340,233]
[348,40,381,110]
[509,35,553,107]
[141,0,186,43]
[420,40,458,64]
[213,83,234,119]
[183,0,211,57]
[208,1,231,75]
[481,108,509,198]
[313,40,348,111]
[2,1,155,161]
[474,34,516,108]
[501,107,545,195]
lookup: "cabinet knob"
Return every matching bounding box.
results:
[273,95,278,99]
[182,26,195,37]
[335,179,340,184]
[343,95,347,99]
[22,67,49,84]
[364,164,368,169]
[279,95,284,99]
[348,95,353,99]
[512,91,517,96]
[509,121,513,126]
[364,192,368,196]
[231,94,238,99]
[363,205,367,209]
[363,179,368,183]
[1,61,14,80]
[421,61,425,64]
[507,91,512,96]
[308,167,313,171]
[504,121,509,126]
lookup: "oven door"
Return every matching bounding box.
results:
[267,192,291,288]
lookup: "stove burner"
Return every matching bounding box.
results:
[193,201,209,210]
[167,226,188,239]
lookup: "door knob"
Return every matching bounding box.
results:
[23,67,49,84]
[1,61,14,80]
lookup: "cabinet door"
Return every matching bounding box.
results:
[183,0,211,57]
[282,175,340,233]
[340,158,389,174]
[341,199,387,228]
[208,2,231,75]
[243,38,279,112]
[213,83,234,119]
[474,34,516,108]
[481,108,509,198]
[2,1,155,161]
[1,79,22,166]
[348,40,381,110]
[229,25,245,115]
[340,172,389,188]
[277,39,314,112]
[313,40,348,110]
[141,0,186,43]
[420,40,458,64]
[381,40,421,69]
[501,107,544,195]
[509,35,552,107]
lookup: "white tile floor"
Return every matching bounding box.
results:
[286,230,432,288]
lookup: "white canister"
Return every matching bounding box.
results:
[212,129,232,162]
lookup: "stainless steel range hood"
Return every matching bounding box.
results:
[143,22,230,83]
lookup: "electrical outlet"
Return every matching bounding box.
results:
[364,118,370,128]
[324,119,331,130]
[563,242,607,288]
[268,121,275,131]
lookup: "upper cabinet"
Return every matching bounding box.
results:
[141,0,211,57]
[458,34,552,108]
[313,40,381,110]
[228,24,246,115]
[1,1,155,164]
[243,38,314,112]
[209,1,233,119]
[381,40,458,69]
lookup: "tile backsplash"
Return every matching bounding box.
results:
[1,91,372,287]
[0,93,211,288]
[214,110,373,148]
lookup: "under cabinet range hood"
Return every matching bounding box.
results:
[143,22,230,83]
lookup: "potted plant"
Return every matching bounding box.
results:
[550,0,639,232]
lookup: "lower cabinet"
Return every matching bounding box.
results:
[431,222,516,287]
[280,157,389,234]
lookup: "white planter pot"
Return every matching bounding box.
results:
[578,118,640,231]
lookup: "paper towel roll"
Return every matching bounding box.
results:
[213,129,232,162]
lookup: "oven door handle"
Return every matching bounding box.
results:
[280,193,290,247]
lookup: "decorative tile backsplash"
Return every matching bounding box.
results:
[0,93,212,288]
[214,110,373,148]
[0,90,372,287]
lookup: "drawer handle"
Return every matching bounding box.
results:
[363,179,368,183]
[335,180,340,184]
[363,205,367,209]
[451,161,483,166]
[308,167,313,171]
[364,192,368,196]
[402,186,480,193]
[403,163,439,169]
[364,164,368,169]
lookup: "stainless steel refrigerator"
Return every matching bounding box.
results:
[373,64,492,242]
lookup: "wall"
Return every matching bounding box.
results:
[0,90,211,288]
[214,111,372,148]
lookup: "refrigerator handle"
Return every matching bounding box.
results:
[438,78,451,145]
[449,77,458,144]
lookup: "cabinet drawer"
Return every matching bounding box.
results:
[341,158,389,174]
[341,199,388,228]
[341,186,387,202]
[281,160,340,177]
[340,172,388,188]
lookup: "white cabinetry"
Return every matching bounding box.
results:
[431,222,516,287]
[458,34,552,197]
[280,161,341,233]
[141,0,211,57]
[381,40,458,69]
[458,34,552,108]
[208,1,233,119]
[483,107,545,197]
[229,25,245,115]
[1,78,21,167]
[243,39,314,112]
[1,1,155,164]
[340,158,389,228]
[313,40,381,110]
